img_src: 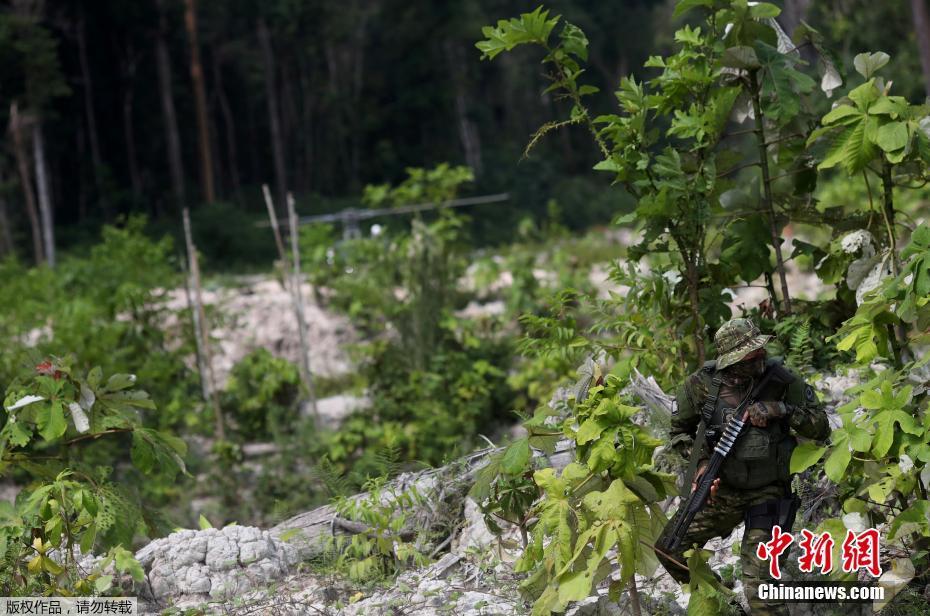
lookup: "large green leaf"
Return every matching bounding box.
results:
[476,7,560,60]
[720,216,773,283]
[501,439,532,474]
[888,500,930,541]
[790,442,827,473]
[821,105,860,125]
[875,121,908,153]
[37,401,67,441]
[824,439,852,482]
[756,42,815,123]
[673,0,714,18]
[5,421,33,448]
[818,116,878,173]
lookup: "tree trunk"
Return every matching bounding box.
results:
[77,10,105,198]
[212,50,242,200]
[749,70,792,315]
[9,104,43,264]
[207,89,225,199]
[0,170,14,257]
[183,0,215,204]
[32,121,55,268]
[880,160,911,365]
[122,52,143,203]
[780,0,812,36]
[257,18,288,208]
[297,55,316,194]
[445,41,483,177]
[156,0,186,210]
[683,254,705,365]
[911,0,930,99]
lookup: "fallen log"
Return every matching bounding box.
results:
[268,438,576,560]
[127,437,575,604]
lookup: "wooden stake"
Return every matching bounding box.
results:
[181,257,210,404]
[262,184,288,263]
[285,192,318,420]
[182,208,225,439]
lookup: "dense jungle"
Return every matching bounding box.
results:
[0,0,929,614]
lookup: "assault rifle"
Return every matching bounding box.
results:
[657,367,776,554]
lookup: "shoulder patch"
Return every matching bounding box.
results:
[805,385,815,401]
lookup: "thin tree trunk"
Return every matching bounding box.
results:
[349,25,366,192]
[9,103,43,264]
[122,52,143,203]
[155,0,186,210]
[911,0,930,98]
[749,71,792,315]
[212,50,241,200]
[684,254,705,365]
[183,0,215,204]
[297,55,316,193]
[182,208,225,439]
[0,170,14,257]
[207,90,225,199]
[880,160,910,365]
[780,0,812,36]
[627,577,643,616]
[76,122,88,220]
[257,18,288,208]
[324,43,353,192]
[77,11,104,197]
[445,42,483,176]
[32,121,55,267]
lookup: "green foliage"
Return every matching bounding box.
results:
[832,225,930,363]
[510,368,675,615]
[0,10,69,109]
[0,358,185,595]
[330,476,430,583]
[477,0,838,363]
[810,67,930,173]
[362,163,473,208]
[305,169,524,473]
[221,349,301,440]
[478,0,930,611]
[0,217,202,434]
[328,327,513,474]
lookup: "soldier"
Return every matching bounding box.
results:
[654,317,830,615]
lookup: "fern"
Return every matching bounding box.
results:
[371,443,404,479]
[787,318,814,372]
[309,455,352,498]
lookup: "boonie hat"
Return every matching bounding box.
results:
[714,317,772,370]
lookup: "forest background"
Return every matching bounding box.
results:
[1,0,930,612]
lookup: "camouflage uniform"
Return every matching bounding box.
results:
[655,318,830,615]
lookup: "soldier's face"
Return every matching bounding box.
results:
[729,348,766,378]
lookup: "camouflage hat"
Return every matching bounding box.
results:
[713,317,772,370]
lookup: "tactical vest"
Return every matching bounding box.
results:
[695,358,798,491]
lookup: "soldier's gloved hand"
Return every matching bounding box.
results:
[747,400,788,427]
[691,461,720,504]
